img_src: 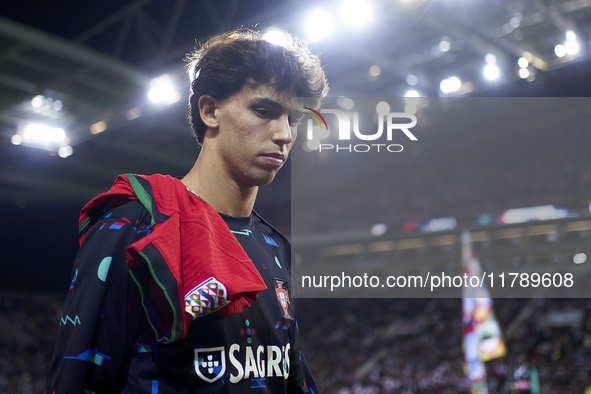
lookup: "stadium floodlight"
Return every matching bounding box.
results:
[439,39,451,53]
[58,145,73,158]
[554,44,566,58]
[376,101,390,115]
[485,53,496,65]
[340,0,373,26]
[23,124,65,144]
[304,7,334,43]
[518,68,529,79]
[566,30,576,41]
[31,95,44,108]
[440,79,451,94]
[405,90,420,98]
[90,121,107,135]
[565,40,579,55]
[440,76,461,94]
[148,74,181,105]
[369,65,381,77]
[337,97,355,110]
[371,223,387,236]
[30,95,63,111]
[517,57,529,69]
[483,64,500,80]
[573,253,587,264]
[405,104,418,115]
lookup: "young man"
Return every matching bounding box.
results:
[47,28,328,393]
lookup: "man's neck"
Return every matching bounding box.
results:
[181,152,258,218]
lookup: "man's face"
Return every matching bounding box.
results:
[212,83,296,189]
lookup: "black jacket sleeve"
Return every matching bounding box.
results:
[47,201,151,394]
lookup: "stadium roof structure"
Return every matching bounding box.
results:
[1,0,591,205]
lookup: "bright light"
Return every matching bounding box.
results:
[31,95,44,108]
[376,101,390,115]
[58,145,73,158]
[126,107,142,120]
[305,139,320,151]
[555,44,566,58]
[264,29,289,47]
[305,8,334,42]
[483,64,500,80]
[11,135,22,145]
[23,124,65,143]
[406,74,418,86]
[337,97,355,110]
[565,40,580,55]
[340,0,373,26]
[440,76,461,94]
[404,104,418,115]
[485,53,496,65]
[405,90,420,98]
[148,74,181,105]
[519,68,530,79]
[573,253,587,264]
[439,39,450,53]
[566,30,577,41]
[371,223,387,236]
[90,121,107,135]
[448,77,461,91]
[369,65,381,77]
[31,95,63,111]
[522,51,533,62]
[518,57,529,69]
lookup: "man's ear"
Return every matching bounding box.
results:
[198,95,219,129]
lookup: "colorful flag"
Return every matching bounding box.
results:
[462,230,507,393]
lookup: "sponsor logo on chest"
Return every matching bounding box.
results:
[194,344,291,383]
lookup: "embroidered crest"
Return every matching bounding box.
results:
[194,346,226,383]
[185,277,229,320]
[274,279,292,319]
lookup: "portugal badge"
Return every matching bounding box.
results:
[274,279,293,319]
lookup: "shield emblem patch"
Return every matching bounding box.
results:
[274,279,293,319]
[194,346,226,383]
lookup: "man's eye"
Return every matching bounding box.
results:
[254,108,270,117]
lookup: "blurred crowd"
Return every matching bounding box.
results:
[2,293,591,393]
[298,297,591,394]
[0,293,61,394]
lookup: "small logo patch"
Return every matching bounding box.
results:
[185,277,229,320]
[274,279,292,319]
[194,346,226,383]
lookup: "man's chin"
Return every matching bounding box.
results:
[240,171,278,188]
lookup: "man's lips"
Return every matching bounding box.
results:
[261,152,285,166]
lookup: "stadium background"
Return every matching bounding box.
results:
[1,0,591,392]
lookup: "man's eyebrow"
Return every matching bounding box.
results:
[250,97,288,112]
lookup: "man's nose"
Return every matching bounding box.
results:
[273,115,293,146]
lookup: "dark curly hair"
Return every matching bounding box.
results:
[185,28,329,146]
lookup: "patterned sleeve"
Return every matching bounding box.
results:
[286,247,319,394]
[288,315,320,394]
[47,201,151,394]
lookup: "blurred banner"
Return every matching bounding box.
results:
[462,229,507,393]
